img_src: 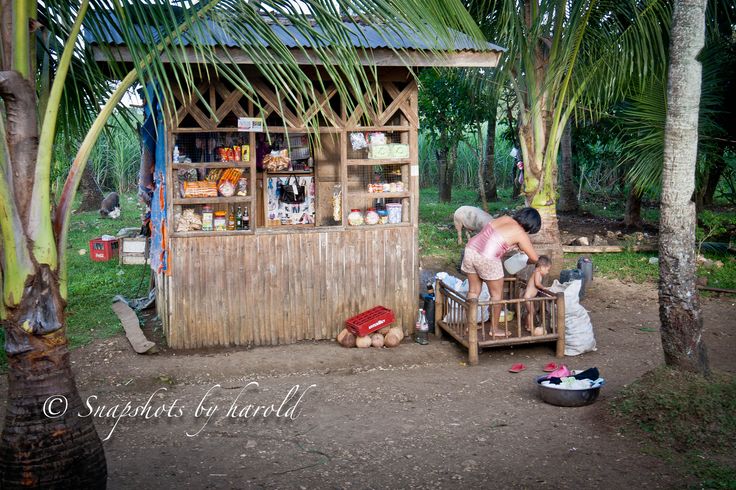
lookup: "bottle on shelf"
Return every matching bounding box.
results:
[173,145,180,164]
[227,211,236,231]
[243,207,250,230]
[235,206,243,230]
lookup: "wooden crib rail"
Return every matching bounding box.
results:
[434,278,566,365]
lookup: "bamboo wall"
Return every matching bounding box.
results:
[164,226,416,348]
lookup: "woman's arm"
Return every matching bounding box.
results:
[516,232,539,263]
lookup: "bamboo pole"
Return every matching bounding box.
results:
[434,280,445,340]
[467,297,479,366]
[555,292,565,358]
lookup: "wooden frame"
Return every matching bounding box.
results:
[434,278,566,366]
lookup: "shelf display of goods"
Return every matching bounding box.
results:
[181,181,218,198]
[367,181,405,193]
[216,168,244,197]
[179,167,246,199]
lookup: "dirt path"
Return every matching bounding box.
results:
[1,278,734,489]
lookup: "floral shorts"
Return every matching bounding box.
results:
[461,248,504,281]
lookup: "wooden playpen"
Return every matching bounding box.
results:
[434,277,565,365]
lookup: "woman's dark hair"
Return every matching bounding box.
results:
[513,207,541,234]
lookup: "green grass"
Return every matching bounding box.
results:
[582,251,736,289]
[611,367,736,488]
[0,194,148,371]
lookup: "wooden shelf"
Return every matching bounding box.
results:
[346,158,411,166]
[173,229,254,237]
[173,196,252,205]
[265,170,314,175]
[172,161,250,169]
[348,192,411,199]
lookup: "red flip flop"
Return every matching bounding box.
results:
[509,363,526,373]
[542,362,558,372]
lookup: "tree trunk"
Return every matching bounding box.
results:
[481,109,498,202]
[658,0,709,375]
[1,267,107,488]
[702,157,726,207]
[505,97,522,198]
[557,120,578,213]
[624,187,644,229]
[437,144,457,203]
[76,163,103,212]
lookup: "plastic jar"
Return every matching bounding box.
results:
[214,211,227,231]
[386,203,402,224]
[377,209,389,224]
[347,209,364,226]
[365,208,379,225]
[201,205,214,231]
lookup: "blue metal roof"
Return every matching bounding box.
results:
[85,15,504,53]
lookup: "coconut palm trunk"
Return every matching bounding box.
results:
[0,66,107,487]
[1,273,107,487]
[658,0,709,374]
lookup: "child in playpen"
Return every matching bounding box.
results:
[522,255,551,335]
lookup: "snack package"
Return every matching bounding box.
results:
[236,178,248,196]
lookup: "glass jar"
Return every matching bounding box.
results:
[347,209,364,226]
[365,208,379,225]
[201,205,214,231]
[386,203,402,224]
[214,211,227,231]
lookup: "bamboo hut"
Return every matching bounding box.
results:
[89,16,504,348]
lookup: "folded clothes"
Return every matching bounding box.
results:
[539,367,600,385]
[540,377,605,390]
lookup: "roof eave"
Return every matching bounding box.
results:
[92,45,502,68]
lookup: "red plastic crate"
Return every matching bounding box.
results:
[89,237,119,262]
[346,306,395,337]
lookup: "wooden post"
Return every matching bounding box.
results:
[467,297,479,366]
[434,279,444,340]
[555,292,565,358]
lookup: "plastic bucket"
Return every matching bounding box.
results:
[503,252,528,274]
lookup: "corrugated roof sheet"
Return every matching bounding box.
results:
[85,14,505,53]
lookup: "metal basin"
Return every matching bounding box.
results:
[537,383,600,407]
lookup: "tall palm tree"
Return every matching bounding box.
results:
[659,0,709,374]
[0,1,484,486]
[472,0,671,260]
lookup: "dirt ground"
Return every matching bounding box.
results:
[2,276,733,489]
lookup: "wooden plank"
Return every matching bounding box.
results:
[562,245,657,253]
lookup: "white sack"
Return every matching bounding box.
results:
[435,272,490,324]
[548,279,597,356]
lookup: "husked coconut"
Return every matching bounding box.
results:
[355,335,372,348]
[384,332,401,347]
[388,326,404,341]
[378,326,391,335]
[337,328,356,348]
[371,333,384,348]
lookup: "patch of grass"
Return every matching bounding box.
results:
[0,194,146,371]
[582,250,736,289]
[610,367,736,488]
[578,251,660,284]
